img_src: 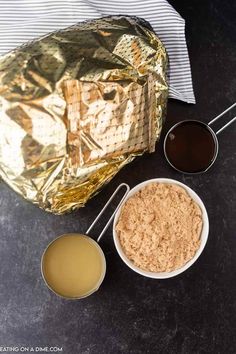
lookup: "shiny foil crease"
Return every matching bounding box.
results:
[0,16,168,214]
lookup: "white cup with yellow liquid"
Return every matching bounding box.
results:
[41,184,130,300]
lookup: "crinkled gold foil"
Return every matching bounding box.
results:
[0,16,168,214]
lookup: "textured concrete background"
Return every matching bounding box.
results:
[0,0,236,353]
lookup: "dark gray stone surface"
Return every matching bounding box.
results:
[0,0,236,353]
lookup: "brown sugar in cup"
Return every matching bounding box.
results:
[113,178,209,279]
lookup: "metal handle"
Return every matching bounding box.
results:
[208,102,236,135]
[86,183,130,243]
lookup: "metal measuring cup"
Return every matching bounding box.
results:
[164,102,236,174]
[41,183,130,299]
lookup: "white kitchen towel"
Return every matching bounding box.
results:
[0,0,195,103]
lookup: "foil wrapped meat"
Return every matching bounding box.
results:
[0,16,168,214]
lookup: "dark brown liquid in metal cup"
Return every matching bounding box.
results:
[165,121,217,173]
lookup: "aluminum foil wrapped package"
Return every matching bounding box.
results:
[0,16,168,214]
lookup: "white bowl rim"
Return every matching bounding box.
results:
[113,178,209,279]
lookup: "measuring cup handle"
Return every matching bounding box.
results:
[208,102,236,135]
[85,183,130,243]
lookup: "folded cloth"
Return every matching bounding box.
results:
[0,0,195,103]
